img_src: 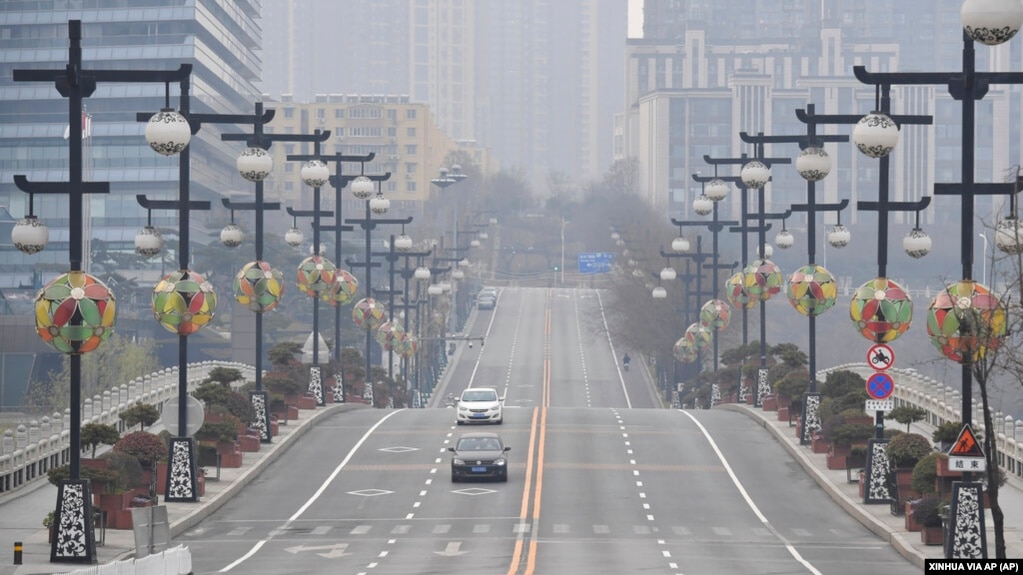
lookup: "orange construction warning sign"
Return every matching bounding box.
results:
[948,423,985,458]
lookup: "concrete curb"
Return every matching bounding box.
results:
[718,403,927,570]
[169,403,368,538]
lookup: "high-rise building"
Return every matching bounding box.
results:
[0,1,264,403]
[260,0,626,192]
[621,0,1020,235]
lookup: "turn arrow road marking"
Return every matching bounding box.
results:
[284,543,351,558]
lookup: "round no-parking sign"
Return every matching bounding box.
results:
[866,371,895,400]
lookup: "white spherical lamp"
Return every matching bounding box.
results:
[351,175,374,199]
[962,0,1023,45]
[370,192,390,214]
[672,236,690,253]
[394,234,413,251]
[996,216,1023,254]
[660,267,677,281]
[903,228,932,259]
[795,147,831,181]
[220,223,244,247]
[826,224,851,248]
[704,178,729,202]
[775,229,794,250]
[415,266,431,280]
[285,227,304,247]
[300,160,329,188]
[652,286,667,299]
[853,112,900,158]
[237,147,273,182]
[12,215,48,255]
[145,109,191,156]
[134,225,164,257]
[693,194,713,215]
[740,160,770,189]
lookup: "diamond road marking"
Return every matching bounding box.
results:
[351,525,372,535]
[473,524,490,534]
[451,487,497,496]
[379,446,419,453]
[594,525,610,534]
[347,489,394,497]
[391,525,410,534]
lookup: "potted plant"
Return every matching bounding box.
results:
[932,421,962,452]
[911,495,946,545]
[43,511,55,543]
[827,423,874,469]
[113,430,167,500]
[885,432,933,506]
[95,451,144,529]
[79,422,120,460]
[887,406,927,433]
[118,403,161,431]
[911,452,941,497]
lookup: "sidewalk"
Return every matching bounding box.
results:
[1,401,366,575]
[721,402,1023,568]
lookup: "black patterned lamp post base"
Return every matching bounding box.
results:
[800,392,821,445]
[947,481,986,559]
[754,367,770,407]
[249,390,271,443]
[308,366,325,407]
[164,437,199,503]
[863,438,891,504]
[333,370,345,403]
[50,479,96,564]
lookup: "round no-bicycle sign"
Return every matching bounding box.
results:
[867,343,895,371]
[866,371,895,400]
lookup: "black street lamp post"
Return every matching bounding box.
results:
[13,20,191,563]
[851,22,1023,553]
[211,105,333,433]
[285,139,366,407]
[345,179,409,405]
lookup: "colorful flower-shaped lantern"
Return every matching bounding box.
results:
[296,255,337,297]
[375,321,405,351]
[152,269,217,335]
[725,271,755,310]
[786,264,838,317]
[399,332,419,357]
[699,299,731,330]
[685,322,712,351]
[35,271,116,354]
[743,259,783,301]
[323,269,359,306]
[849,277,912,343]
[352,297,386,330]
[673,337,697,363]
[926,280,1007,364]
[233,260,284,313]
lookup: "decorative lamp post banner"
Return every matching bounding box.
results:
[926,280,1007,364]
[725,271,756,310]
[35,271,116,354]
[233,260,284,313]
[152,270,216,335]
[323,269,359,306]
[786,264,837,317]
[296,255,337,297]
[849,277,913,343]
[699,299,731,330]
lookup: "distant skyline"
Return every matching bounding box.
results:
[628,0,642,37]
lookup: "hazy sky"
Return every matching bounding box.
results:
[628,0,642,38]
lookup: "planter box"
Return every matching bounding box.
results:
[905,501,923,532]
[777,406,789,421]
[294,395,317,410]
[762,396,778,411]
[829,444,852,458]
[777,395,792,410]
[827,454,847,470]
[220,451,243,468]
[238,434,261,453]
[811,434,831,454]
[921,526,944,545]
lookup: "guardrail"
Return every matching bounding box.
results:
[0,361,256,497]
[51,544,191,575]
[818,363,1023,479]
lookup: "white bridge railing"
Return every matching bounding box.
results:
[0,361,256,497]
[819,363,1023,478]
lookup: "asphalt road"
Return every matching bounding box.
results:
[176,287,919,574]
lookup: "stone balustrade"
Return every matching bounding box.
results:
[818,363,1023,478]
[0,361,256,496]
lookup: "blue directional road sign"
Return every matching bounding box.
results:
[866,372,894,400]
[578,252,614,274]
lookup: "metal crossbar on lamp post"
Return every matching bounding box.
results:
[12,20,190,563]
